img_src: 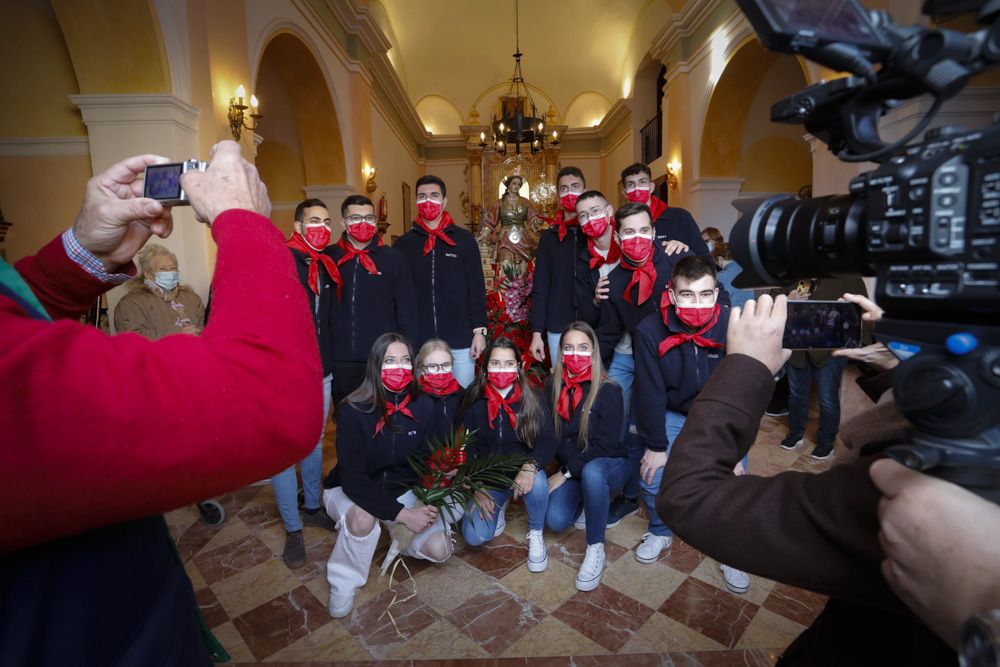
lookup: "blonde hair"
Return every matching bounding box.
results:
[415,339,454,380]
[129,244,178,290]
[550,321,607,450]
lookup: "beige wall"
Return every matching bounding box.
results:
[371,104,419,238]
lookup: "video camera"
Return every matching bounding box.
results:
[730,0,1000,500]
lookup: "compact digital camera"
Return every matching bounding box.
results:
[142,159,208,206]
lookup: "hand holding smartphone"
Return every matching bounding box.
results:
[782,300,863,349]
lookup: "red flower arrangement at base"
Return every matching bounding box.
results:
[485,262,549,387]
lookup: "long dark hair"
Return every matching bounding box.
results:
[550,322,607,449]
[346,332,419,430]
[458,337,544,447]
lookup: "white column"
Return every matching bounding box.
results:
[71,94,207,330]
[687,177,745,236]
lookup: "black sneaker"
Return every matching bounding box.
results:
[283,531,307,568]
[302,507,337,531]
[810,443,835,460]
[780,434,804,450]
[607,497,640,528]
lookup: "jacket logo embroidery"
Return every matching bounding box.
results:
[707,353,720,359]
[445,252,458,258]
[408,430,417,436]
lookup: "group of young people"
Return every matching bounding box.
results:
[281,164,751,620]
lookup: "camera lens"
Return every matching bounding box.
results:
[729,193,871,289]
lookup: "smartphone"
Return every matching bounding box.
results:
[783,300,863,349]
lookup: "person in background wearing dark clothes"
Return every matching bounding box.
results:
[595,202,693,526]
[327,195,419,405]
[322,333,451,620]
[656,294,956,666]
[780,275,868,459]
[278,198,340,567]
[573,190,621,329]
[633,255,749,593]
[415,338,462,432]
[620,163,708,255]
[529,166,588,364]
[393,175,487,387]
[544,322,628,591]
[456,337,556,573]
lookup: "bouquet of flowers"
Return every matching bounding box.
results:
[486,263,549,386]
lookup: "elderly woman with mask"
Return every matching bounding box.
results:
[114,243,205,338]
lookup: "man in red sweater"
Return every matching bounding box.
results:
[0,140,322,665]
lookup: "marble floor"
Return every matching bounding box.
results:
[166,411,841,666]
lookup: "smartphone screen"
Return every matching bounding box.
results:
[783,300,863,349]
[143,163,183,200]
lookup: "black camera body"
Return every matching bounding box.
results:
[732,0,1000,499]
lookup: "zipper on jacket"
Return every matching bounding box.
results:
[351,261,359,357]
[694,345,701,388]
[431,246,439,335]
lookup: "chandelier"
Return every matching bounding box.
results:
[480,0,555,155]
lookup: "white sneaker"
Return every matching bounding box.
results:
[720,564,750,594]
[526,528,548,572]
[635,532,673,563]
[329,592,355,618]
[492,500,509,537]
[573,509,586,530]
[575,543,606,591]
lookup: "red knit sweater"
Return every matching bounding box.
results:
[1,209,323,552]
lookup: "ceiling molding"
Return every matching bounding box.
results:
[650,0,726,63]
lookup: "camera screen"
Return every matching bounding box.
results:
[783,300,863,349]
[144,164,183,200]
[757,0,884,49]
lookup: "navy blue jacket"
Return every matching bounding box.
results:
[324,392,437,521]
[633,305,730,451]
[326,240,419,363]
[425,390,462,439]
[549,379,627,477]
[574,243,611,328]
[289,248,335,375]
[528,226,587,334]
[393,223,487,349]
[596,244,694,363]
[654,205,710,257]
[457,387,557,472]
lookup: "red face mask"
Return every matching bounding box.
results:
[621,234,654,263]
[675,304,716,329]
[420,371,457,395]
[560,193,579,212]
[381,364,413,392]
[417,200,443,222]
[625,186,651,204]
[581,215,609,239]
[303,224,331,250]
[347,221,377,244]
[487,368,518,391]
[562,352,591,376]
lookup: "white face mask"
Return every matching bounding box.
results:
[706,240,716,252]
[154,271,179,291]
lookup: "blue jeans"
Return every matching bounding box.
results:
[546,330,562,365]
[608,351,641,499]
[273,373,331,532]
[642,410,750,537]
[461,469,548,546]
[451,347,475,388]
[787,357,848,446]
[546,457,630,545]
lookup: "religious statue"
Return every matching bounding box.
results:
[477,174,545,271]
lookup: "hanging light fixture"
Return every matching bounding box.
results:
[479,0,547,156]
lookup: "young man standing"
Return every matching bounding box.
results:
[280,198,340,566]
[529,166,588,364]
[573,190,620,329]
[620,163,709,256]
[393,174,487,387]
[632,255,750,594]
[327,194,418,405]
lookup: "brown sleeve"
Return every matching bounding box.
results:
[656,354,903,612]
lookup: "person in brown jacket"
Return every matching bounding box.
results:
[114,243,205,338]
[656,294,955,666]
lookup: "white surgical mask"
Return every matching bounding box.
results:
[154,271,179,291]
[706,240,716,252]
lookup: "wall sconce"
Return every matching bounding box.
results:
[364,166,377,194]
[666,161,681,192]
[228,85,262,140]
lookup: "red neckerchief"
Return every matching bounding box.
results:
[485,382,522,430]
[336,237,378,275]
[621,254,656,305]
[587,237,621,270]
[557,368,592,422]
[286,233,343,299]
[544,210,578,242]
[419,374,461,397]
[649,195,668,221]
[414,211,458,255]
[373,394,414,436]
[657,291,724,356]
